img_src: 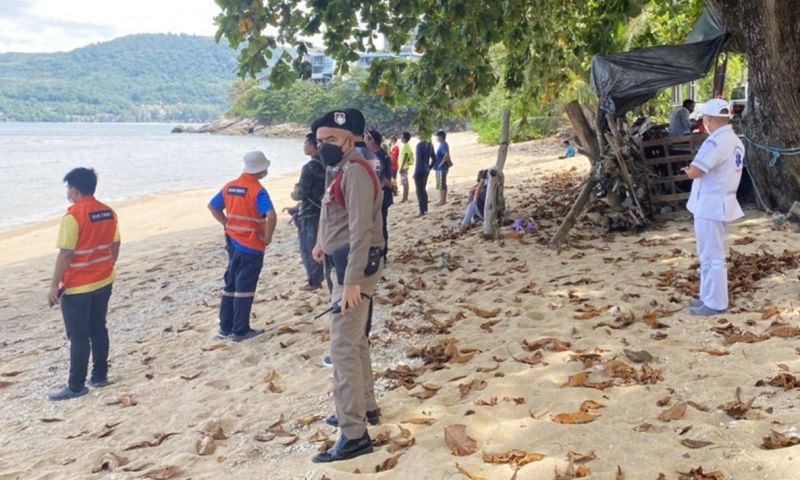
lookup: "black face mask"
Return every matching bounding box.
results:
[318,143,344,167]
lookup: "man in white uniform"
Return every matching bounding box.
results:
[682,99,745,316]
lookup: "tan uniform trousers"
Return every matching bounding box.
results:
[329,265,382,439]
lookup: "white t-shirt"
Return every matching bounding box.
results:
[686,124,745,222]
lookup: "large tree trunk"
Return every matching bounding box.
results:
[706,0,800,211]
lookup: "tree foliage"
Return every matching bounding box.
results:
[216,1,729,130]
[228,71,425,132]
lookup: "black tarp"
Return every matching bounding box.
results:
[590,9,727,116]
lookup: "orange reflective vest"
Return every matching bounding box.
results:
[63,197,118,289]
[223,174,267,252]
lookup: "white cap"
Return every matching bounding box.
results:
[243,151,270,174]
[702,99,731,117]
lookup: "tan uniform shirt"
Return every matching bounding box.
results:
[319,148,385,285]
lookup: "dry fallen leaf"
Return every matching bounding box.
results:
[455,463,487,480]
[295,415,322,427]
[375,453,403,472]
[143,465,181,479]
[691,348,730,356]
[755,373,798,390]
[458,379,487,398]
[677,466,725,480]
[196,436,216,456]
[106,394,138,407]
[579,400,605,412]
[123,432,179,451]
[681,439,713,449]
[563,372,589,388]
[623,349,653,363]
[567,450,596,463]
[91,452,129,473]
[482,449,545,467]
[401,417,436,425]
[762,430,800,449]
[444,424,479,456]
[552,412,597,424]
[658,402,687,422]
[718,387,754,419]
[200,343,227,352]
[463,305,501,319]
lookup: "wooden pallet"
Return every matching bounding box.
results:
[640,133,707,205]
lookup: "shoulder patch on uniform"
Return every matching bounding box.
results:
[89,210,114,223]
[734,146,744,168]
[227,186,248,197]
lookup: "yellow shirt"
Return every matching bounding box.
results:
[57,213,121,295]
[399,143,415,171]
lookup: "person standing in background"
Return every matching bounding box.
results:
[681,99,744,316]
[434,130,451,206]
[389,135,400,178]
[208,151,277,342]
[413,131,435,216]
[398,132,414,203]
[48,167,120,401]
[366,129,395,260]
[291,133,326,291]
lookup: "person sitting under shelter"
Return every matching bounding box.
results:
[669,99,695,137]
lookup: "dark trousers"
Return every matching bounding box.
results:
[220,240,264,336]
[61,284,112,391]
[299,216,323,286]
[381,189,392,260]
[414,172,429,214]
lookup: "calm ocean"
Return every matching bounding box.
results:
[0,122,307,230]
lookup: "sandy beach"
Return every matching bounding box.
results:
[1,132,799,480]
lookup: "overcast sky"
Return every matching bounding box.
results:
[0,0,221,53]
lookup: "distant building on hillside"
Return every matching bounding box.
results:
[309,53,334,83]
[299,47,422,84]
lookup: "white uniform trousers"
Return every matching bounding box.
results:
[693,216,729,310]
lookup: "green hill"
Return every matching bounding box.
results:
[0,34,241,122]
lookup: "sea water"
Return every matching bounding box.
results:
[0,122,307,230]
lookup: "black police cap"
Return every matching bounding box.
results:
[311,109,365,136]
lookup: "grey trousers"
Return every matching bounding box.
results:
[329,266,382,439]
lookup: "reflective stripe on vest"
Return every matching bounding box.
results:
[70,254,114,269]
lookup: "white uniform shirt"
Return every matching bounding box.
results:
[686,124,745,222]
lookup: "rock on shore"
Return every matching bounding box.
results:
[172,117,307,137]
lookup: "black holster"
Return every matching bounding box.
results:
[325,245,382,286]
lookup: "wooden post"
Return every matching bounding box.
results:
[548,101,603,250]
[483,110,510,237]
[548,173,599,251]
[564,101,600,165]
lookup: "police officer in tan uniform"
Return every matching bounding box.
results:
[310,109,385,463]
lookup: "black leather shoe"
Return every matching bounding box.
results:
[325,409,380,427]
[312,433,373,463]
